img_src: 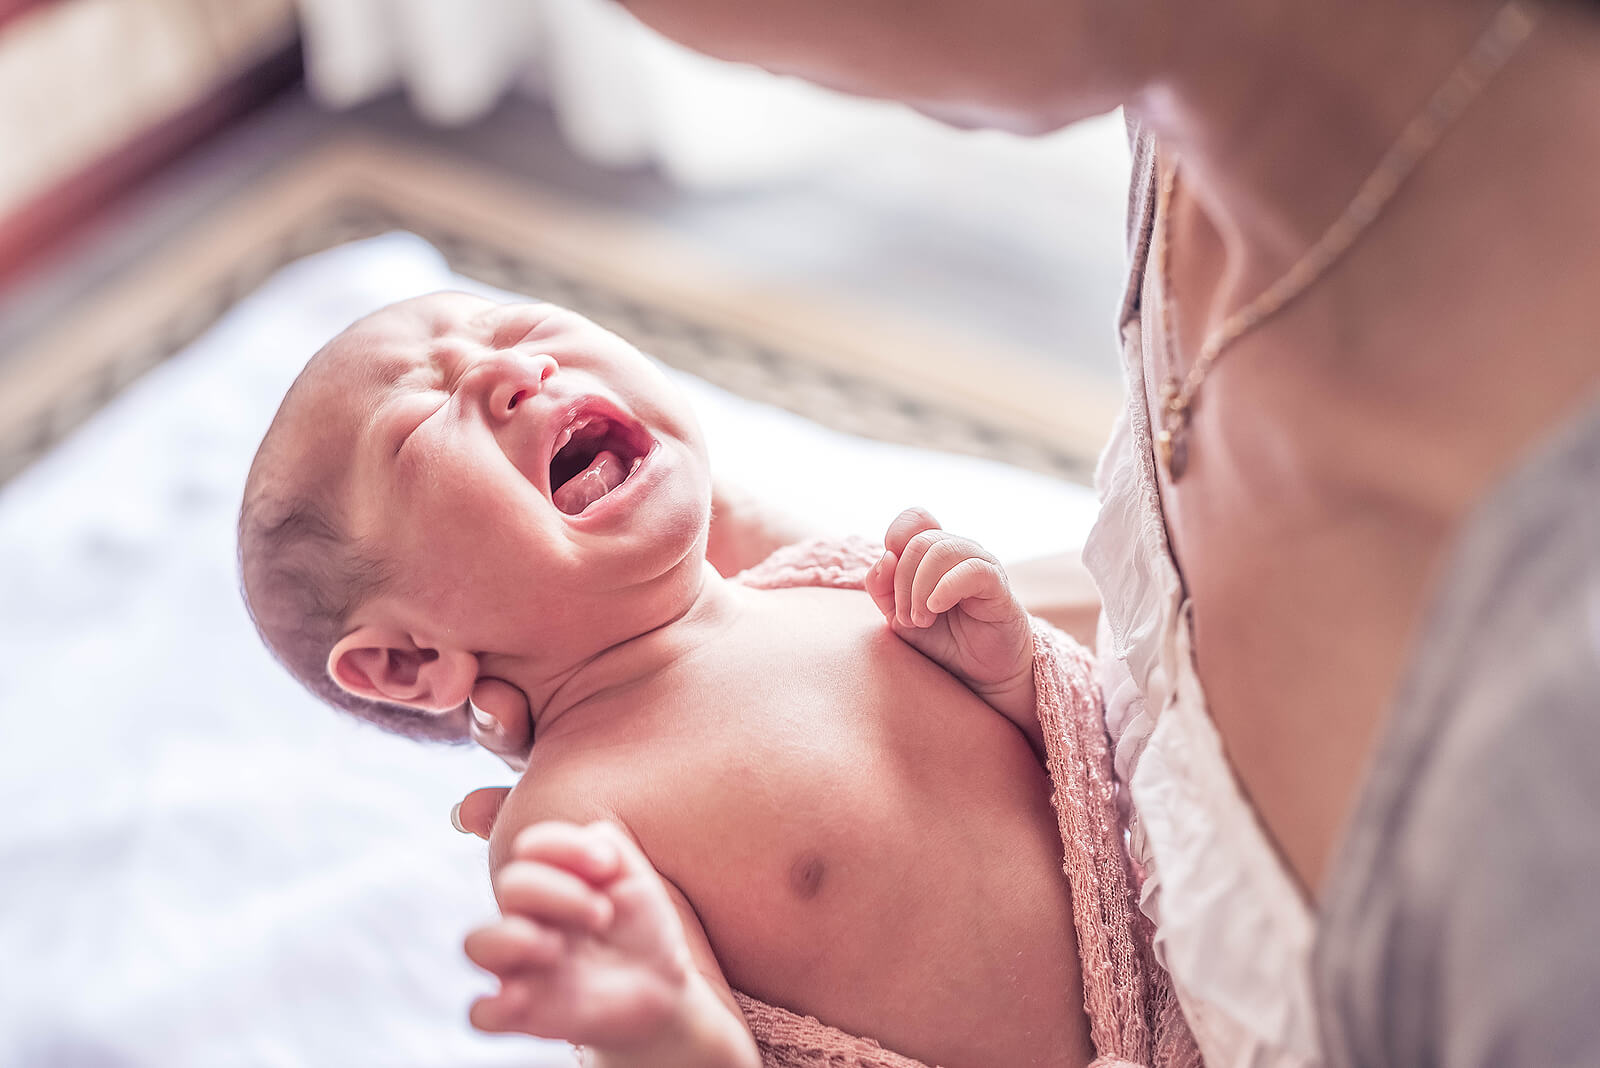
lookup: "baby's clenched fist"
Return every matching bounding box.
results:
[865,507,1038,735]
[466,820,695,1050]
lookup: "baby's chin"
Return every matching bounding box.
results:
[581,445,712,578]
[597,499,713,591]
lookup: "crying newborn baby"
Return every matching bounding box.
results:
[238,293,1187,1068]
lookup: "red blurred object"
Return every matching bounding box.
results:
[0,0,48,32]
[0,4,302,286]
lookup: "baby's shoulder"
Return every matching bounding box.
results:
[488,744,659,868]
[513,741,643,816]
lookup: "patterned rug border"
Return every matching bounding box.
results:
[1,139,1114,488]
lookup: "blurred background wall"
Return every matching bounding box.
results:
[0,0,1131,399]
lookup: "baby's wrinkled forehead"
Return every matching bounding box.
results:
[259,292,564,496]
[320,295,474,382]
[313,293,555,397]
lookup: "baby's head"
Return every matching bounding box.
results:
[239,293,713,740]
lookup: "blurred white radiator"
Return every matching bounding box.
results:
[293,0,900,189]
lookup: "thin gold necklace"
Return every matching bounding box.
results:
[1153,0,1540,481]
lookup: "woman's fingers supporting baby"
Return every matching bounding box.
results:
[467,676,534,769]
[452,786,512,839]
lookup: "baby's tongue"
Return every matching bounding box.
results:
[553,449,629,515]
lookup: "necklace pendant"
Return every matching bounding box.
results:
[1156,424,1190,481]
[1157,387,1192,480]
[1167,427,1190,480]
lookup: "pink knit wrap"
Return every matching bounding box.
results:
[732,538,1200,1068]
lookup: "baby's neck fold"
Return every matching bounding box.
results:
[525,562,744,740]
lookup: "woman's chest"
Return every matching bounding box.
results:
[1164,475,1440,892]
[1090,317,1373,1062]
[1137,225,1447,891]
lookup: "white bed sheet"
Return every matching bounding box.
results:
[0,233,1097,1067]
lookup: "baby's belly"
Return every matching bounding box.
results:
[646,615,1093,1068]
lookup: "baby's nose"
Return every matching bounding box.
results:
[483,353,558,418]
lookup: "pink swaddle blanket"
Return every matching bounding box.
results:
[732,538,1200,1068]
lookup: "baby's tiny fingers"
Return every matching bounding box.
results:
[894,529,948,627]
[926,556,1006,615]
[469,978,541,1035]
[511,821,622,885]
[908,535,988,626]
[883,506,941,556]
[582,820,665,884]
[496,860,615,933]
[465,915,565,976]
[865,550,899,620]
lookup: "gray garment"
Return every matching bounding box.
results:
[1121,122,1600,1066]
[1314,397,1600,1068]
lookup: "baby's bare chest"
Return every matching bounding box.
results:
[612,587,1083,1059]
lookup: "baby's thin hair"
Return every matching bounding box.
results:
[238,488,470,744]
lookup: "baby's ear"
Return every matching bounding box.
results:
[328,625,476,711]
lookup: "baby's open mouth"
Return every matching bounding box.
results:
[548,413,649,516]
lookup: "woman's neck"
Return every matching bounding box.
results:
[1133,0,1518,282]
[1132,1,1600,513]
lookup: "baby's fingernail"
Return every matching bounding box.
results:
[588,841,618,872]
[591,896,614,931]
[450,802,469,834]
[467,698,497,733]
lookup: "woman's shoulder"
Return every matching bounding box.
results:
[1316,394,1600,1065]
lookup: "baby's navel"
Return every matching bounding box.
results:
[788,852,827,901]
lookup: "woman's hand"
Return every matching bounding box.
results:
[452,786,511,839]
[450,677,529,842]
[466,676,534,771]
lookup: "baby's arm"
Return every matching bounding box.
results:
[705,479,818,577]
[467,818,759,1068]
[864,507,1041,752]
